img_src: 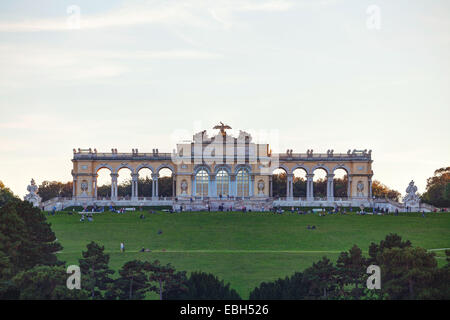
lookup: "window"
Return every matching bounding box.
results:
[216,169,229,196]
[236,169,249,197]
[195,169,209,196]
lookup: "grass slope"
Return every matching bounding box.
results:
[48,211,450,298]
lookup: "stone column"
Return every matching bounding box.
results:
[250,175,255,197]
[172,174,176,197]
[327,174,335,201]
[111,173,118,200]
[306,174,314,201]
[72,178,77,198]
[368,178,372,199]
[269,176,273,198]
[287,174,293,200]
[347,175,352,199]
[191,175,195,197]
[209,174,216,198]
[229,174,236,197]
[131,173,139,200]
[93,175,98,200]
[152,173,159,198]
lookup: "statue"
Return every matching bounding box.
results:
[213,122,232,137]
[24,179,41,207]
[257,180,265,195]
[180,180,188,195]
[356,181,364,197]
[403,180,420,206]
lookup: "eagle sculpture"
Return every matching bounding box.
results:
[213,122,232,136]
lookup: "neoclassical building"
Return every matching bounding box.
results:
[67,124,373,210]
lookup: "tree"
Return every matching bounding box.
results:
[368,233,412,264]
[12,265,88,300]
[0,180,16,208]
[378,247,437,299]
[249,272,307,300]
[336,245,368,298]
[372,180,401,201]
[144,260,185,300]
[0,199,62,276]
[78,241,114,299]
[421,167,450,207]
[105,260,148,300]
[272,172,286,198]
[303,256,337,299]
[37,181,72,202]
[166,271,241,300]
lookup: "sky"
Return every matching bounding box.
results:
[0,0,449,198]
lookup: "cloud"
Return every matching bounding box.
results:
[0,0,294,32]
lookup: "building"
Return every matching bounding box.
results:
[61,124,375,210]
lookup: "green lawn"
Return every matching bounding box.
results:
[47,210,450,299]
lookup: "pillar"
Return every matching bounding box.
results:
[93,175,98,199]
[111,173,118,200]
[131,173,139,200]
[368,178,372,199]
[250,175,255,197]
[306,173,314,201]
[269,176,273,198]
[172,174,176,198]
[72,178,77,198]
[287,174,293,200]
[191,175,195,197]
[230,174,236,197]
[347,175,352,199]
[327,174,335,201]
[152,173,159,198]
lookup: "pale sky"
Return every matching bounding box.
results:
[0,0,449,198]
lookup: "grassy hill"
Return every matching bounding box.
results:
[47,210,450,298]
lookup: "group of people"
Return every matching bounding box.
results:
[80,213,94,222]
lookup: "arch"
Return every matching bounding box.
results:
[292,167,307,198]
[216,168,230,196]
[136,164,155,174]
[290,164,310,175]
[234,164,252,175]
[195,169,209,196]
[236,168,250,197]
[271,164,289,175]
[331,164,351,175]
[311,164,331,175]
[194,164,212,175]
[214,164,232,175]
[94,164,114,174]
[156,163,176,175]
[116,163,136,174]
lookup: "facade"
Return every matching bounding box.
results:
[68,124,374,210]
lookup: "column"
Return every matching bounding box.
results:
[209,174,216,198]
[327,174,335,201]
[72,178,77,198]
[191,175,195,197]
[287,174,293,200]
[269,176,273,198]
[368,178,372,199]
[93,175,98,200]
[152,173,159,198]
[111,173,118,200]
[250,175,255,197]
[230,174,236,197]
[172,174,176,198]
[347,175,352,199]
[306,174,314,201]
[131,173,139,200]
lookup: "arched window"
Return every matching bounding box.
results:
[216,169,229,196]
[195,169,209,196]
[236,169,249,197]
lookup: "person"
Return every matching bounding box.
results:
[422,211,426,218]
[140,247,145,252]
[52,206,56,216]
[80,214,85,222]
[120,242,125,252]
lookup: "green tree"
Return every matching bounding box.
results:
[249,272,308,300]
[0,180,16,207]
[78,241,114,299]
[105,260,148,300]
[303,256,337,299]
[166,271,241,300]
[0,199,62,275]
[378,247,437,299]
[12,265,88,300]
[336,245,368,299]
[37,181,72,202]
[421,167,450,207]
[144,260,185,300]
[368,233,412,264]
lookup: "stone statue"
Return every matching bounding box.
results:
[257,180,265,195]
[356,181,364,197]
[213,122,232,137]
[180,180,188,195]
[403,180,420,206]
[24,179,42,207]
